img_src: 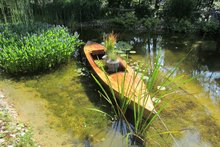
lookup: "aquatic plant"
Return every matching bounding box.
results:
[103,32,117,61]
[0,24,82,75]
[91,48,193,146]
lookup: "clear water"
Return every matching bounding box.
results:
[0,28,220,146]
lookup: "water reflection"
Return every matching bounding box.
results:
[135,33,220,104]
[193,70,220,104]
[173,130,211,147]
[77,28,220,146]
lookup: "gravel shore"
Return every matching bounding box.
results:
[0,90,37,146]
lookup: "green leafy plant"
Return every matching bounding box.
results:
[103,32,117,61]
[164,0,195,20]
[90,49,193,146]
[17,129,37,147]
[164,18,194,33]
[195,17,220,34]
[0,24,82,75]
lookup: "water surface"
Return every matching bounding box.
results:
[1,29,220,146]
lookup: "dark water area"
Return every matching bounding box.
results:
[1,27,220,146]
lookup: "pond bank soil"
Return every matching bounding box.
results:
[0,84,77,147]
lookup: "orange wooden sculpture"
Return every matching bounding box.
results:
[84,41,155,116]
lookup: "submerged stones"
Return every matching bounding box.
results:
[0,90,36,146]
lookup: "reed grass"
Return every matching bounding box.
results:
[90,46,193,146]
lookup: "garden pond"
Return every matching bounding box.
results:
[0,28,220,146]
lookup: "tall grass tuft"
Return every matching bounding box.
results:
[90,47,193,145]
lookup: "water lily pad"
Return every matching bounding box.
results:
[129,51,136,54]
[117,41,133,51]
[116,50,125,54]
[120,54,127,57]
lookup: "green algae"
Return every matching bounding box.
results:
[0,61,110,146]
[23,61,110,141]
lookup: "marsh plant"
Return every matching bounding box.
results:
[0,24,82,75]
[103,32,118,61]
[92,49,193,146]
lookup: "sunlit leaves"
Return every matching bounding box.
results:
[0,24,82,75]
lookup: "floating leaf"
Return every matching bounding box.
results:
[117,41,133,51]
[129,50,136,54]
[115,50,125,54]
[120,54,127,57]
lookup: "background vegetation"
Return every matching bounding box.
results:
[1,0,219,33]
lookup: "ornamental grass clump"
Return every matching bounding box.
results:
[91,48,194,146]
[0,24,82,75]
[104,32,117,61]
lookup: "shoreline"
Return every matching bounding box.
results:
[0,90,37,146]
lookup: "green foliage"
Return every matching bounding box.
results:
[0,23,82,75]
[164,0,195,20]
[0,0,33,23]
[164,18,195,33]
[91,49,193,145]
[0,22,51,36]
[117,41,133,51]
[33,0,105,23]
[135,2,152,18]
[109,12,138,28]
[195,17,220,33]
[17,129,37,147]
[104,32,118,61]
[141,17,161,31]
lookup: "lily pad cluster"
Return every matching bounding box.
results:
[115,41,137,57]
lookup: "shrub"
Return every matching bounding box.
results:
[109,12,139,28]
[195,17,220,34]
[141,17,161,31]
[164,0,194,20]
[0,24,82,75]
[135,3,152,18]
[33,0,105,23]
[164,18,194,33]
[0,22,52,36]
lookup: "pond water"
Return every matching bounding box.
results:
[0,28,220,146]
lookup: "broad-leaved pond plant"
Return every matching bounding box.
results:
[0,23,82,75]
